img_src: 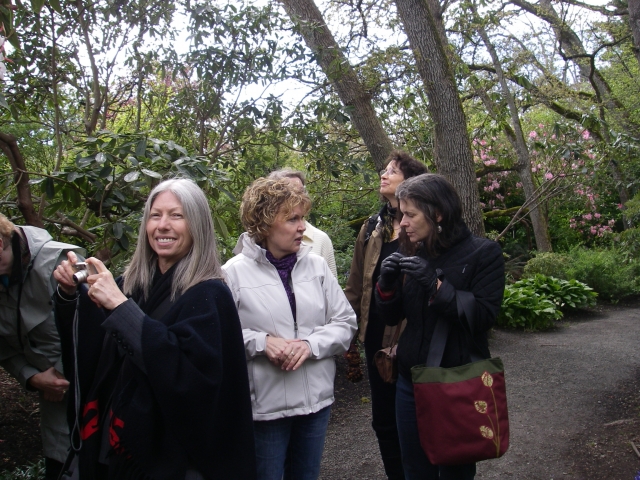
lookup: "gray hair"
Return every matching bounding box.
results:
[123,179,223,300]
[268,168,306,186]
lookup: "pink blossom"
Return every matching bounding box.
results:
[583,213,593,221]
[544,172,553,180]
[590,226,597,235]
[551,134,556,140]
[594,213,601,219]
[516,182,523,188]
[529,131,537,139]
[531,167,537,173]
[496,194,505,201]
[608,219,615,227]
[617,204,624,209]
[582,130,590,140]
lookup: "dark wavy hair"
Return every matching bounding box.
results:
[386,150,428,180]
[396,173,465,257]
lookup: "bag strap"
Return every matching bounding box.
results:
[389,320,403,346]
[363,214,379,247]
[425,291,483,367]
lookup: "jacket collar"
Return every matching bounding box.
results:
[233,232,311,264]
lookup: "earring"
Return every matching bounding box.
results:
[437,224,442,233]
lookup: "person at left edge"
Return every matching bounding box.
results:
[53,179,256,480]
[223,177,357,480]
[0,214,83,480]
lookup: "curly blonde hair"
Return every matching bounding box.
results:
[0,213,15,246]
[240,177,311,245]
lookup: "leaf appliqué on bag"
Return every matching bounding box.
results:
[475,371,503,457]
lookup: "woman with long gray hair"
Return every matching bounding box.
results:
[53,178,255,480]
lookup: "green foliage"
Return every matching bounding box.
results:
[498,274,597,330]
[523,252,571,279]
[497,283,562,330]
[0,459,44,480]
[563,247,639,302]
[524,247,640,302]
[512,274,597,310]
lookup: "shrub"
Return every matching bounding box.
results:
[564,247,639,302]
[522,252,571,279]
[0,459,44,480]
[497,284,562,330]
[523,247,640,302]
[514,274,597,311]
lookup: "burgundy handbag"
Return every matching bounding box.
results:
[411,291,509,465]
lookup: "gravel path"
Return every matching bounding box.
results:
[321,300,640,479]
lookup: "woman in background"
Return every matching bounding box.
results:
[54,179,255,480]
[344,151,427,480]
[223,177,356,480]
[375,174,505,479]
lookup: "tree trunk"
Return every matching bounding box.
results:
[0,133,44,227]
[394,0,485,235]
[472,7,552,251]
[629,0,640,71]
[278,0,395,171]
[75,0,103,136]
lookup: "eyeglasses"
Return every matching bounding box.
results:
[380,168,400,177]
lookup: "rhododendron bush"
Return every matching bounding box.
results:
[472,121,631,251]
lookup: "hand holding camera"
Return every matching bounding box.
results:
[54,253,127,310]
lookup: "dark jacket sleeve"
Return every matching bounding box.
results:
[430,240,505,335]
[374,278,406,327]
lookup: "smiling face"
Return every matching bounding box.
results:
[379,160,405,202]
[264,204,306,259]
[146,191,194,273]
[399,198,441,243]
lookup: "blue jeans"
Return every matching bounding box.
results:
[253,406,331,480]
[396,375,476,480]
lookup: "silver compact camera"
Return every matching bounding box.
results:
[72,262,98,285]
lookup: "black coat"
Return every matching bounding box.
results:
[376,227,505,380]
[56,279,256,480]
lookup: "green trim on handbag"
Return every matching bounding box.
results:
[411,357,504,384]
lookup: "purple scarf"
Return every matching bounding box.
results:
[266,251,298,322]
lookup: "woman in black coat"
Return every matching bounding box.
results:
[375,174,505,480]
[53,179,256,480]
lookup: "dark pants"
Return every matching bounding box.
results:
[44,457,63,480]
[364,320,405,480]
[395,375,476,480]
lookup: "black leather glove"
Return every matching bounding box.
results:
[377,252,405,291]
[399,256,438,297]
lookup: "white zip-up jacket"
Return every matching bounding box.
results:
[222,233,357,421]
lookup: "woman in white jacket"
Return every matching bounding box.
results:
[223,177,357,480]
